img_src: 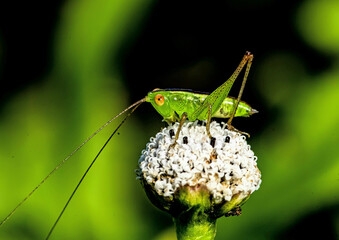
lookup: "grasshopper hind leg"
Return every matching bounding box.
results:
[226,52,253,137]
[227,125,251,138]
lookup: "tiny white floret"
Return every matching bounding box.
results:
[137,121,261,204]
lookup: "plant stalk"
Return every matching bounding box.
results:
[173,206,216,240]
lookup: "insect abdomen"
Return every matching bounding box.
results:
[213,97,254,118]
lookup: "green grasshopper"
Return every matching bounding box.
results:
[146,51,256,145]
[0,51,256,239]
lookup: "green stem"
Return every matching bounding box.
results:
[173,206,217,240]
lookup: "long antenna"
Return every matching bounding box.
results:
[0,98,146,227]
[46,99,144,239]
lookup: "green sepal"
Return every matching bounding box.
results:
[140,181,252,240]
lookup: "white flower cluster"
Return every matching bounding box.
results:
[137,121,261,204]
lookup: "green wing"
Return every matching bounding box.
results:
[189,80,233,121]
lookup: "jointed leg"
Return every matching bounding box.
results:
[206,103,212,139]
[169,112,188,149]
[227,52,253,136]
[206,103,218,147]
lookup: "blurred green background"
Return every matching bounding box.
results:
[0,0,338,239]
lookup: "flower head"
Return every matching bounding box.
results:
[137,120,261,219]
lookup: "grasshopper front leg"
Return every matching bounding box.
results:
[169,112,188,150]
[169,109,216,150]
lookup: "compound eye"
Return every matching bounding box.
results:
[155,94,165,106]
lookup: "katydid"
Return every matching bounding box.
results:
[146,51,255,145]
[0,51,256,239]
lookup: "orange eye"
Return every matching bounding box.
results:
[155,94,165,106]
